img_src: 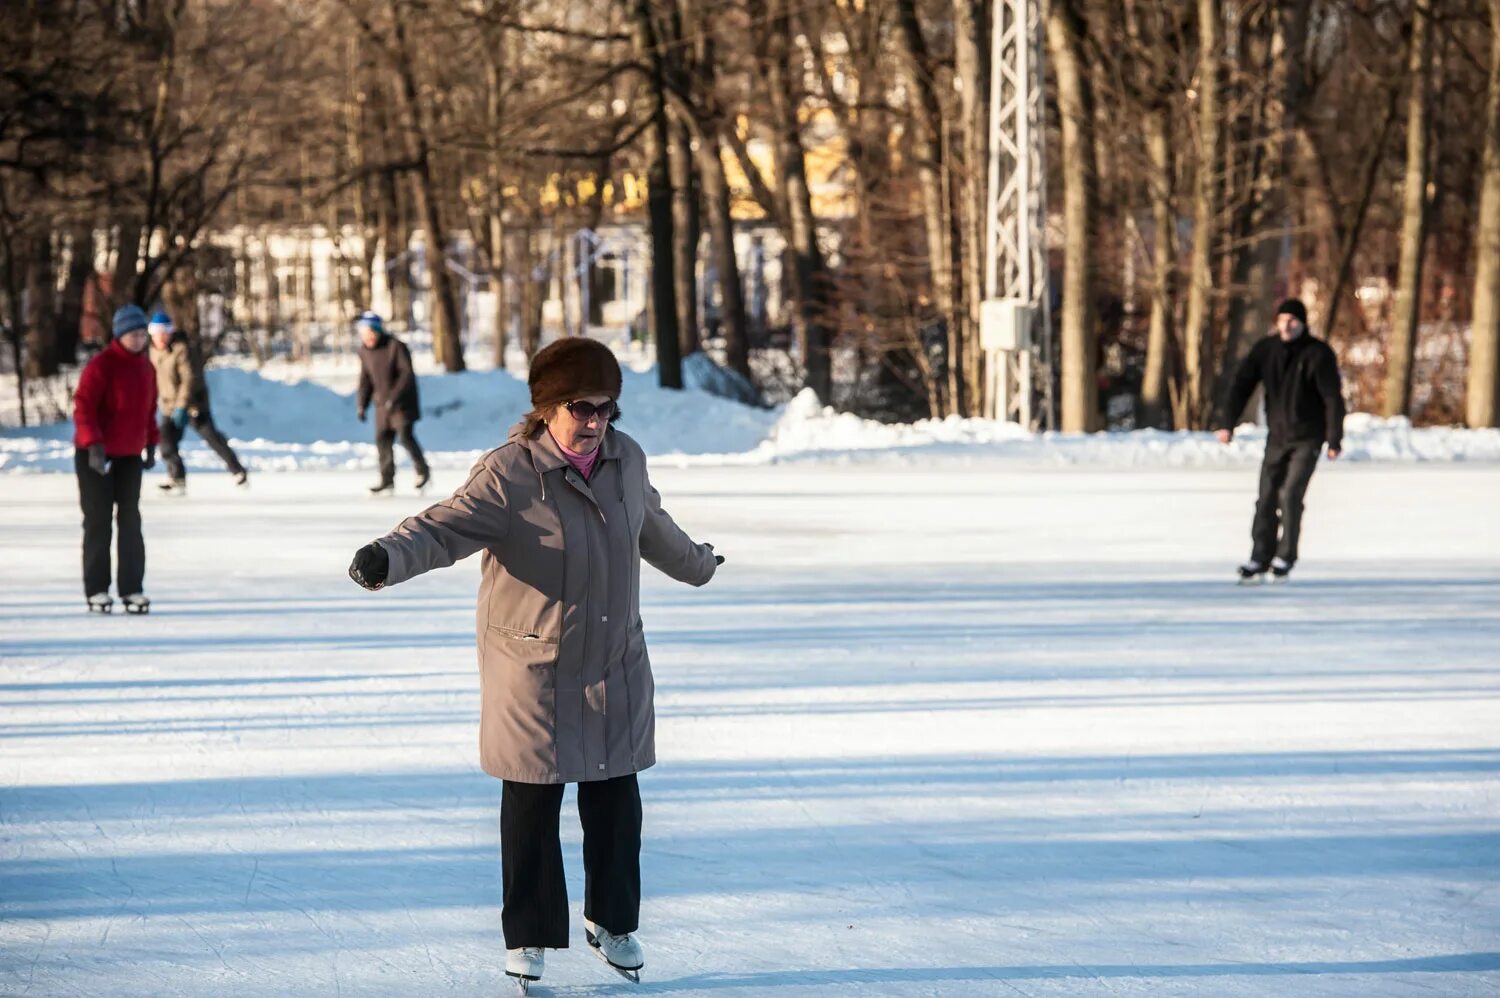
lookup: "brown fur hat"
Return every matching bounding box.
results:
[528,337,622,408]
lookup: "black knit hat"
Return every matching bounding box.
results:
[528,337,622,408]
[1276,298,1308,327]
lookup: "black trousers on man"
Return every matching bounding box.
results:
[501,774,642,949]
[375,411,429,485]
[75,449,145,597]
[159,406,246,481]
[1251,440,1323,566]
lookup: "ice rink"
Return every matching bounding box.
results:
[3,461,1498,995]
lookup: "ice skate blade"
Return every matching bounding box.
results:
[506,972,538,995]
[586,933,643,982]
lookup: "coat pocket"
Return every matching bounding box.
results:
[488,624,559,645]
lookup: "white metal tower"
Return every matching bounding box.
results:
[982,0,1051,428]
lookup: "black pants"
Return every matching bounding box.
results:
[1251,440,1323,566]
[159,407,246,481]
[75,449,144,597]
[501,774,642,949]
[375,413,428,484]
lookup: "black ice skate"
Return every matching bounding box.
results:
[1236,561,1268,585]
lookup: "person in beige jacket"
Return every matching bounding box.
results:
[148,311,248,492]
[347,337,721,990]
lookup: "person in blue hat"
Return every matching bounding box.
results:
[355,311,428,493]
[72,305,159,613]
[148,310,248,492]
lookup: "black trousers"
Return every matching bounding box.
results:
[375,412,429,484]
[501,774,642,949]
[159,407,246,481]
[75,449,144,597]
[1251,440,1323,566]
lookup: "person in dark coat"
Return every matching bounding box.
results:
[1215,298,1346,582]
[72,304,160,613]
[149,311,248,492]
[355,311,429,493]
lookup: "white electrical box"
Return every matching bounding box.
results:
[980,298,1034,352]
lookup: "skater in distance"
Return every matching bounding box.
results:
[355,311,430,494]
[1214,298,1346,583]
[72,304,159,615]
[346,337,725,992]
[149,310,249,494]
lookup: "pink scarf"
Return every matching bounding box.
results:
[551,431,600,480]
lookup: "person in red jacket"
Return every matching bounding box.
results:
[73,304,160,614]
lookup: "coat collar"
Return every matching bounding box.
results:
[511,420,621,474]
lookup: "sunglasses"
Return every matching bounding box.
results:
[563,399,618,421]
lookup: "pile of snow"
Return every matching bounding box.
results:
[5,357,1500,474]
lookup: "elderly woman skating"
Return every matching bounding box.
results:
[347,337,721,992]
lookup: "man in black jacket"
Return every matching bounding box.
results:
[356,311,429,494]
[1215,298,1345,582]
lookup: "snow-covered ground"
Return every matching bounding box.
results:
[6,353,1500,474]
[2,459,1498,996]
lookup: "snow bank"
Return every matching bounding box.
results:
[5,361,1500,474]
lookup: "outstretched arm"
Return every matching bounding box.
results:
[639,469,717,587]
[352,463,510,589]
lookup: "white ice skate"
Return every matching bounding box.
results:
[584,919,643,983]
[86,593,113,614]
[1236,561,1267,585]
[505,947,544,994]
[158,478,186,496]
[1269,557,1293,583]
[121,593,151,615]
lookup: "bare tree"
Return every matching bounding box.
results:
[1469,0,1500,427]
[1384,0,1435,417]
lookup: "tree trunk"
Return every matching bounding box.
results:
[696,133,750,380]
[390,5,463,371]
[668,115,700,358]
[763,0,833,402]
[56,222,95,366]
[23,233,58,379]
[1384,0,1434,418]
[490,217,509,369]
[892,0,958,415]
[520,225,544,361]
[1182,0,1222,429]
[111,219,143,309]
[1048,0,1100,432]
[1141,107,1176,430]
[953,0,988,416]
[1470,0,1500,427]
[648,114,683,387]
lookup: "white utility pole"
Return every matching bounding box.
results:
[982,0,1051,428]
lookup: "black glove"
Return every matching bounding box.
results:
[143,444,156,470]
[357,408,368,423]
[87,444,108,476]
[349,542,389,590]
[706,542,724,566]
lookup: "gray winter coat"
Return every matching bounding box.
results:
[375,423,717,783]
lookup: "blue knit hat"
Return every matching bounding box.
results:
[148,311,173,336]
[356,311,385,336]
[112,304,149,337]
